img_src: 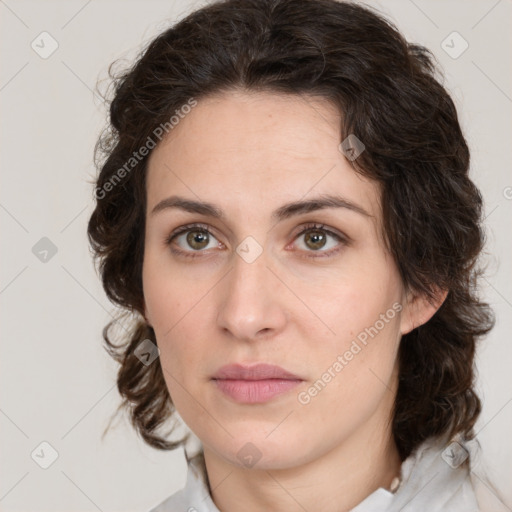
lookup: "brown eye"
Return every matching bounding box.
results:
[303,230,328,251]
[186,230,210,250]
[165,224,220,255]
[292,223,347,258]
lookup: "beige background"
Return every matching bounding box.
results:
[1,0,511,510]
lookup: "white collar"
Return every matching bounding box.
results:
[149,436,481,512]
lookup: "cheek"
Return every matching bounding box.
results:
[142,247,187,328]
[142,241,220,324]
[143,258,189,372]
[299,259,402,346]
[299,314,401,437]
[294,255,403,407]
[151,317,206,426]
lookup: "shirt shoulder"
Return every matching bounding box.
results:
[374,436,480,512]
[470,465,511,511]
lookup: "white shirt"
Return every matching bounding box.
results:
[148,436,507,511]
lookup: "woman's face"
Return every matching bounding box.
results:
[143,91,417,470]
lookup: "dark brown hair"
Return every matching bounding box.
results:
[87,0,494,461]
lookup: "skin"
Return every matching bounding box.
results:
[142,90,443,512]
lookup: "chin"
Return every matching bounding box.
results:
[212,432,315,471]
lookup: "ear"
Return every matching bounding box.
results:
[400,287,448,335]
[142,300,153,328]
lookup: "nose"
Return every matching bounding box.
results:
[216,248,287,342]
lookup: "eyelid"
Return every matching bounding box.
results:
[290,222,349,244]
[164,222,222,246]
[165,221,350,258]
[287,222,349,258]
[166,222,212,238]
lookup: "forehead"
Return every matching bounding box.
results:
[146,91,380,220]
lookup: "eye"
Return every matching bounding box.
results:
[165,223,223,258]
[165,222,348,259]
[290,223,347,258]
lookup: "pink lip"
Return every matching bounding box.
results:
[212,364,303,404]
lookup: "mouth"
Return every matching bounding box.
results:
[211,363,303,404]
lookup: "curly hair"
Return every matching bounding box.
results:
[87,0,494,462]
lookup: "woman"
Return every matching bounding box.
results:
[87,0,505,510]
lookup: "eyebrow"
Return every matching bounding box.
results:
[150,194,371,221]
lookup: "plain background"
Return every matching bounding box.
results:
[1,0,511,510]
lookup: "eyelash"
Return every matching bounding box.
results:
[164,222,348,260]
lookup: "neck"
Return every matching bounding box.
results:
[202,413,402,512]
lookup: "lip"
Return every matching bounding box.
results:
[212,364,303,404]
[213,363,301,380]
